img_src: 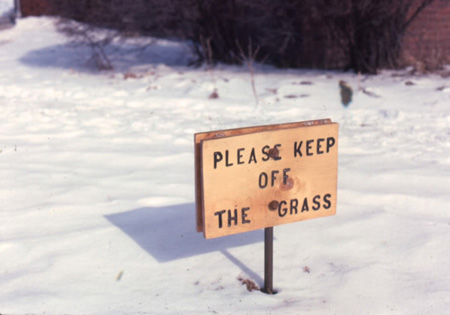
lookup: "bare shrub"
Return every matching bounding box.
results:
[55,18,116,70]
[48,0,437,73]
[51,0,189,70]
[184,0,307,68]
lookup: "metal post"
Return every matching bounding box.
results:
[263,227,274,294]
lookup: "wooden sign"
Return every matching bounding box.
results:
[195,119,338,239]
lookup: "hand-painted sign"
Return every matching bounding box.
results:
[195,119,338,239]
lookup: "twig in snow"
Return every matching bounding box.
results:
[200,36,219,99]
[361,87,381,98]
[237,38,261,106]
[237,275,260,292]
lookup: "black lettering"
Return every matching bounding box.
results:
[312,195,321,210]
[294,141,303,157]
[274,144,282,160]
[262,145,270,161]
[317,138,325,155]
[323,194,332,209]
[228,209,238,227]
[237,148,245,165]
[326,137,335,153]
[214,210,226,228]
[242,207,251,224]
[271,170,279,187]
[306,139,314,156]
[225,150,233,167]
[259,172,268,189]
[283,168,291,184]
[290,198,298,215]
[248,148,257,164]
[301,198,309,212]
[213,152,223,169]
[278,200,288,217]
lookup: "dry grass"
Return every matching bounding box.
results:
[237,275,260,292]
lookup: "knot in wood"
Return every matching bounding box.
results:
[268,200,279,211]
[268,147,279,160]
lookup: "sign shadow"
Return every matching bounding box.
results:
[105,203,264,281]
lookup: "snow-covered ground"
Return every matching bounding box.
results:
[0,0,13,15]
[1,17,449,315]
[0,0,14,28]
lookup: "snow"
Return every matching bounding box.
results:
[1,17,450,314]
[0,0,13,17]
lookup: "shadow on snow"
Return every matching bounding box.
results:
[105,203,264,285]
[19,39,192,73]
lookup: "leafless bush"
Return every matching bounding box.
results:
[51,0,188,70]
[48,0,437,74]
[184,0,307,67]
[56,18,117,70]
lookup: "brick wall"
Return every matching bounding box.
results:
[402,0,450,70]
[20,0,53,17]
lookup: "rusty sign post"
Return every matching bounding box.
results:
[263,226,274,294]
[195,119,338,293]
